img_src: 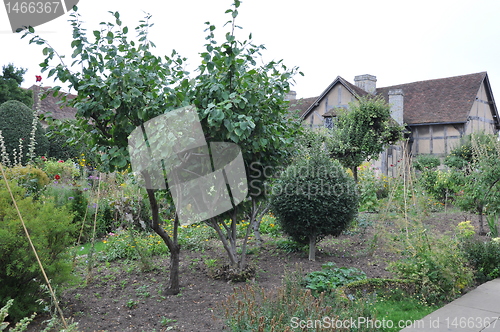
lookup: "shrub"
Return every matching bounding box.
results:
[357,162,387,212]
[412,154,440,171]
[45,130,81,161]
[0,100,48,165]
[389,229,474,305]
[459,238,500,283]
[271,152,359,260]
[444,132,496,169]
[4,165,49,196]
[418,169,462,203]
[0,181,76,321]
[42,159,79,182]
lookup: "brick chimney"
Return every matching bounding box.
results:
[388,89,404,125]
[285,90,297,101]
[354,74,377,94]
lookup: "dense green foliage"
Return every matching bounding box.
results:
[4,165,49,196]
[412,154,440,171]
[450,133,500,234]
[327,96,402,180]
[388,228,474,305]
[45,129,81,161]
[459,238,500,282]
[192,6,301,199]
[0,181,76,321]
[304,262,366,294]
[0,64,33,108]
[0,100,48,165]
[271,151,358,260]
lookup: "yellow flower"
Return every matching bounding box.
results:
[102,240,107,243]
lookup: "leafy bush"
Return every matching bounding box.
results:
[444,132,496,169]
[0,100,48,165]
[271,152,359,260]
[4,165,49,196]
[459,238,500,283]
[389,229,474,305]
[357,162,388,212]
[412,154,440,171]
[0,181,76,321]
[304,262,366,294]
[45,130,81,161]
[418,169,462,203]
[41,159,79,182]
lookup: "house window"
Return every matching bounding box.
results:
[324,116,334,129]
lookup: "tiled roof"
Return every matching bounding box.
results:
[28,85,77,121]
[288,96,318,117]
[376,72,490,125]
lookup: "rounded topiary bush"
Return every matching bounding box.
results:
[270,152,359,261]
[0,100,48,165]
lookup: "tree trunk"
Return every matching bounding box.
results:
[308,235,316,261]
[210,218,238,266]
[249,198,268,245]
[144,182,180,295]
[352,166,358,183]
[166,244,180,295]
[478,207,486,236]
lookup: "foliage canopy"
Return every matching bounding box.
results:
[271,150,358,260]
[0,64,33,108]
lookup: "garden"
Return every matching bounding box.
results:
[1,123,500,331]
[1,1,500,331]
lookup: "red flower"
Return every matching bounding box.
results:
[390,164,394,167]
[35,75,42,82]
[54,174,61,180]
[58,160,64,163]
[41,156,46,161]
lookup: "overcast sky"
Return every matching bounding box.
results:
[1,0,500,101]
